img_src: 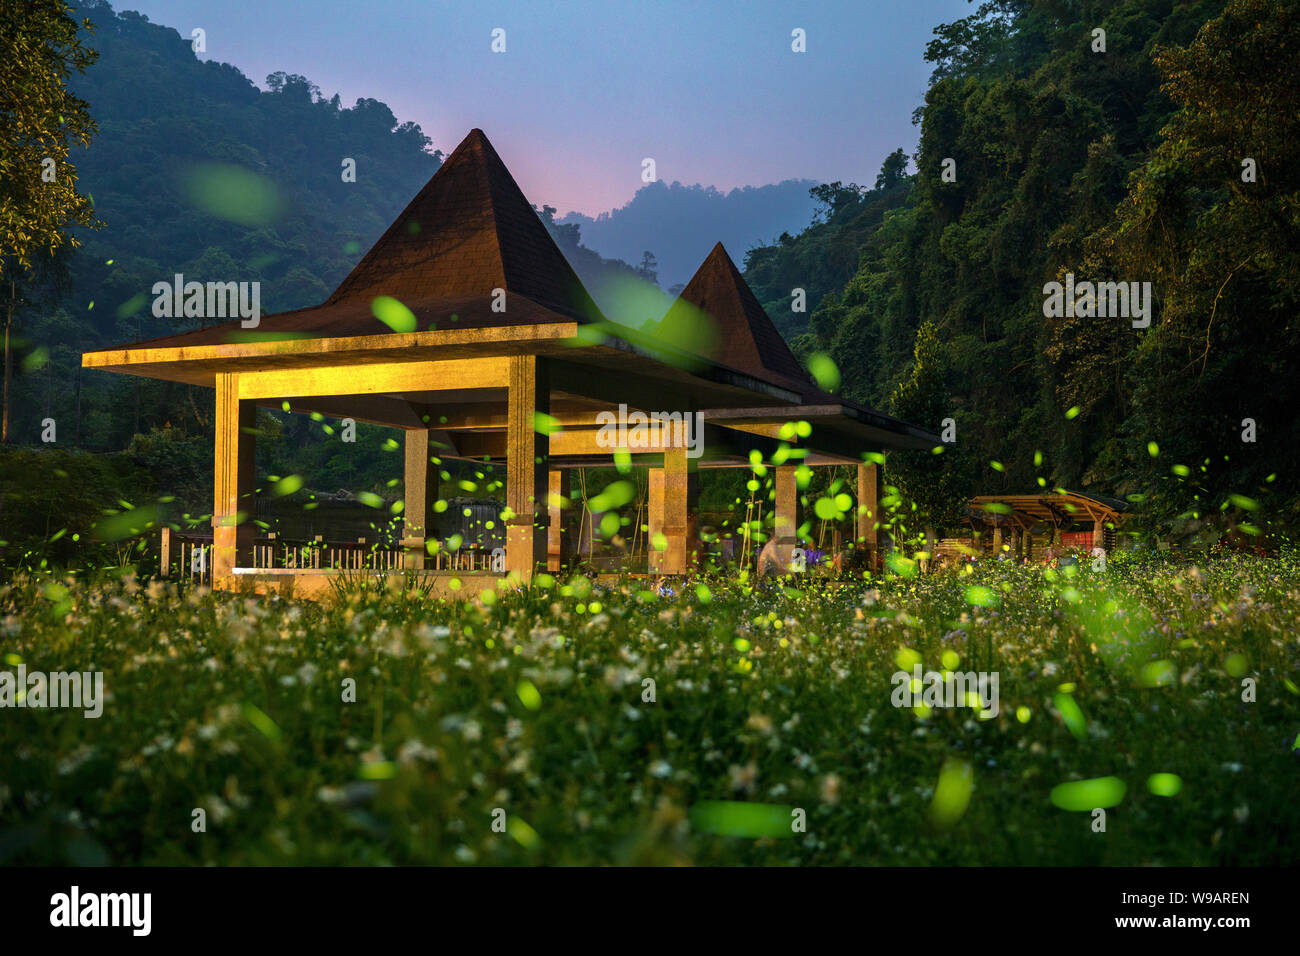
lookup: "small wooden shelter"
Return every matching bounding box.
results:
[83,129,937,592]
[968,491,1130,559]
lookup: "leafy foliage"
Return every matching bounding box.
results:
[745,159,913,341]
[0,0,100,274]
[753,0,1295,535]
[2,555,1296,864]
[1095,0,1300,523]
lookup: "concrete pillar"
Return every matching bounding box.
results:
[775,465,799,548]
[685,469,701,570]
[649,447,693,574]
[159,526,172,578]
[505,355,549,579]
[648,467,664,572]
[402,429,438,569]
[212,372,256,586]
[857,461,879,563]
[547,468,570,572]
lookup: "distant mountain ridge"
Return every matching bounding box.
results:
[9,0,653,450]
[558,179,819,291]
[10,0,818,455]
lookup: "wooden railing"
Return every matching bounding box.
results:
[159,528,501,581]
[159,528,214,585]
[251,534,404,571]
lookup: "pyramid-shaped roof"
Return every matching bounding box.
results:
[659,243,809,385]
[327,128,601,321]
[88,129,603,353]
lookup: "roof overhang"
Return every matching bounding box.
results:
[80,323,583,386]
[969,493,1131,528]
[702,403,940,453]
[83,323,938,456]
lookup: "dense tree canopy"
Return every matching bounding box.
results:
[5,0,1294,547]
[748,0,1294,538]
[0,0,101,442]
[0,0,99,275]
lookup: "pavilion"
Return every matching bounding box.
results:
[82,129,938,593]
[968,491,1130,559]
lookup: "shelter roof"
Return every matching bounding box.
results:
[969,492,1131,527]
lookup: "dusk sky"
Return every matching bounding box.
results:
[121,0,974,216]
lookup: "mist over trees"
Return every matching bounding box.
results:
[558,179,819,291]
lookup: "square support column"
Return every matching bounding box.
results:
[1092,518,1105,554]
[992,523,1004,558]
[856,461,879,564]
[648,467,664,572]
[212,372,256,587]
[685,469,700,570]
[548,468,570,572]
[775,464,799,548]
[159,526,172,578]
[648,447,695,574]
[505,355,549,580]
[402,429,439,569]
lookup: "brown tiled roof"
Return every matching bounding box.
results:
[327,128,602,321]
[648,243,933,438]
[660,243,809,384]
[91,129,603,352]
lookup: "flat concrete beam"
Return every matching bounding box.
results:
[449,421,784,464]
[256,394,429,430]
[237,357,509,400]
[81,323,579,384]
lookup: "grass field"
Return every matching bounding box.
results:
[2,553,1297,865]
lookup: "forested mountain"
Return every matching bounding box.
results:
[6,0,1296,545]
[744,149,912,340]
[5,0,642,456]
[558,179,818,292]
[8,0,439,453]
[745,0,1299,533]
